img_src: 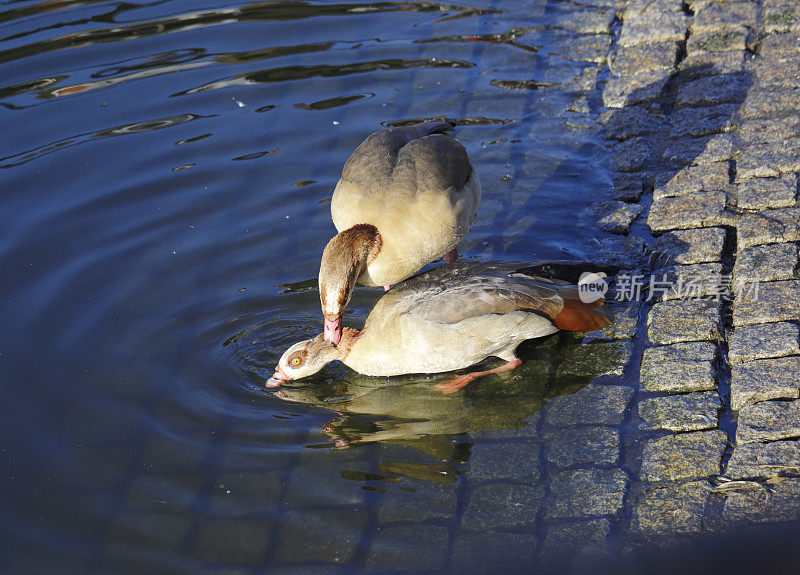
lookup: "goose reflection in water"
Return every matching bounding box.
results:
[270,333,618,458]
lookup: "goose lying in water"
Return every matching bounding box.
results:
[319,120,481,345]
[272,261,612,394]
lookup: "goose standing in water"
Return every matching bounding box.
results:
[272,261,613,394]
[318,121,481,345]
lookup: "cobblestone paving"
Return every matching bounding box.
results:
[594,0,800,563]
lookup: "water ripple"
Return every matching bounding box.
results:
[0,1,501,63]
[173,57,475,95]
[0,113,211,167]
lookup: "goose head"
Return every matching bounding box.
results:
[319,224,381,345]
[267,334,344,386]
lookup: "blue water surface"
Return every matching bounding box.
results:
[0,1,624,571]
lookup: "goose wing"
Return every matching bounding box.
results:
[392,261,612,332]
[340,121,471,197]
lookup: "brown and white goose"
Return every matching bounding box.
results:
[319,121,481,345]
[272,261,613,394]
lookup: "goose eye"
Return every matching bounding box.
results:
[290,356,302,367]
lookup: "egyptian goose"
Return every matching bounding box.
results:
[272,261,613,394]
[319,120,481,345]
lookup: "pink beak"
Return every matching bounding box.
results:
[324,315,342,345]
[266,367,289,388]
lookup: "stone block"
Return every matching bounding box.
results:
[550,34,612,64]
[759,32,800,61]
[733,279,800,326]
[559,65,602,93]
[545,384,634,427]
[450,533,538,573]
[568,94,591,115]
[209,471,284,517]
[589,301,640,341]
[654,262,726,301]
[675,73,749,107]
[737,173,798,210]
[377,484,459,523]
[725,439,800,478]
[740,117,800,144]
[623,0,685,18]
[692,3,758,34]
[461,483,546,530]
[543,426,620,468]
[639,430,727,481]
[619,10,688,47]
[630,481,710,538]
[737,138,800,179]
[467,440,541,483]
[730,357,800,411]
[544,468,628,519]
[109,512,191,556]
[652,227,727,264]
[540,519,610,565]
[678,51,747,79]
[612,171,648,202]
[603,69,671,108]
[604,105,665,141]
[734,243,799,283]
[737,208,800,249]
[765,5,800,34]
[554,340,633,380]
[366,524,449,572]
[669,104,738,138]
[612,136,654,172]
[728,323,800,364]
[283,464,365,508]
[593,235,652,269]
[640,342,717,393]
[125,475,201,512]
[752,60,800,91]
[662,133,736,165]
[648,190,730,232]
[195,518,271,564]
[639,391,720,431]
[647,298,721,345]
[589,200,645,234]
[741,90,800,120]
[687,29,749,55]
[654,162,730,200]
[736,399,800,444]
[722,478,800,525]
[609,42,679,77]
[274,509,368,563]
[558,9,617,34]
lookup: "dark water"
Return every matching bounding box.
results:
[0,0,627,572]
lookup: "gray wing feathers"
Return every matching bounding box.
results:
[392,135,471,193]
[401,274,564,325]
[340,122,469,195]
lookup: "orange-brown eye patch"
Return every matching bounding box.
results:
[287,350,307,368]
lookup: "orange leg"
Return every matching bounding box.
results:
[444,248,458,264]
[434,358,522,394]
